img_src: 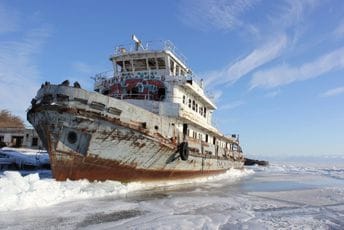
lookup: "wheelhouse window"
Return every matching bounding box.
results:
[148,58,157,70]
[116,61,123,72]
[182,95,186,104]
[192,100,195,111]
[157,58,166,69]
[204,108,207,118]
[188,99,191,108]
[232,144,238,151]
[124,60,133,72]
[170,59,175,75]
[133,59,147,71]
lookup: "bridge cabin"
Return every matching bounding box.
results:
[93,36,242,159]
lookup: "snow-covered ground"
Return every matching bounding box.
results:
[0,157,343,229]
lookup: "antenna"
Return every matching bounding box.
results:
[132,34,144,51]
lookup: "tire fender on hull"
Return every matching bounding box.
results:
[179,142,189,161]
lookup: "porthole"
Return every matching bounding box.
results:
[67,131,77,144]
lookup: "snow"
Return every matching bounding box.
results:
[0,159,343,229]
[0,168,253,212]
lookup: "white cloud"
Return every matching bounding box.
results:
[207,89,223,102]
[205,35,287,87]
[179,0,259,31]
[219,100,245,110]
[0,27,51,121]
[320,86,344,97]
[250,47,344,89]
[269,0,317,28]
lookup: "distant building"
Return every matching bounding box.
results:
[0,127,43,149]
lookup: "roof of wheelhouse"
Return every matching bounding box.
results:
[109,35,188,69]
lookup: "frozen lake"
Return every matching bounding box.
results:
[0,156,343,229]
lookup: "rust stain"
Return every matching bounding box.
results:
[50,151,227,182]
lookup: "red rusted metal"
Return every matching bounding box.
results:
[50,151,227,182]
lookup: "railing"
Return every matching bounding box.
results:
[112,40,187,66]
[111,93,164,101]
[92,70,113,81]
[92,71,216,106]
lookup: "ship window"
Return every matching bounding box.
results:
[192,100,195,111]
[205,134,208,143]
[233,144,238,151]
[195,104,198,112]
[116,61,123,72]
[124,60,133,72]
[157,58,166,69]
[170,59,175,75]
[133,59,147,71]
[181,69,185,76]
[193,131,197,139]
[176,65,180,76]
[67,131,78,144]
[204,108,207,118]
[188,99,191,108]
[182,95,186,104]
[148,58,157,70]
[200,107,203,116]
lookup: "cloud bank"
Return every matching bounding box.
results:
[205,35,287,88]
[250,47,344,89]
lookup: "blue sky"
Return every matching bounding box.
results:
[0,0,343,156]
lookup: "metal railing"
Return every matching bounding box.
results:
[112,40,187,66]
[92,71,216,106]
[111,93,164,101]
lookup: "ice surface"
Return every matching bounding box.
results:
[0,160,343,229]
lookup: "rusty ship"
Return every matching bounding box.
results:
[27,35,245,182]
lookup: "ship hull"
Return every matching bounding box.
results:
[50,152,227,182]
[27,85,244,182]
